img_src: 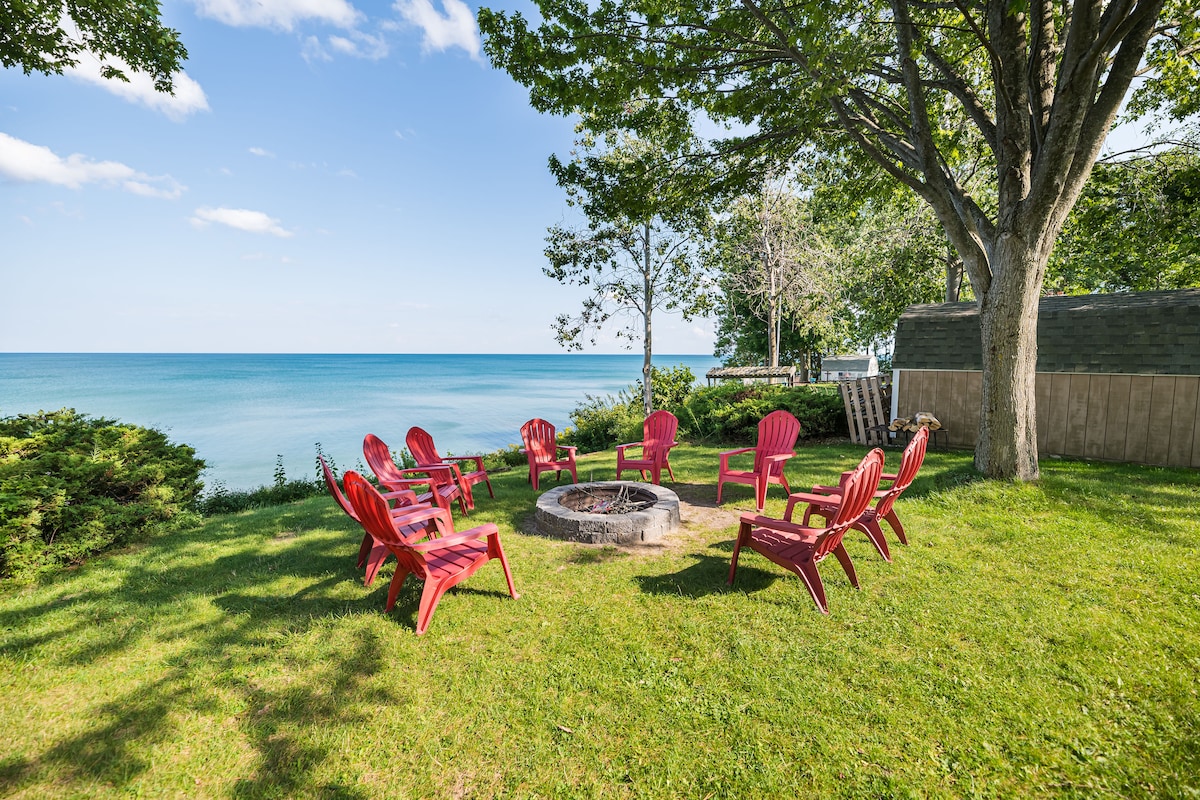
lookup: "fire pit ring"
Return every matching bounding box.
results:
[534,481,681,544]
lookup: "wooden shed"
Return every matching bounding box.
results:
[891,288,1200,468]
[820,354,879,381]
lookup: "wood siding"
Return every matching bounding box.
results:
[895,370,1200,468]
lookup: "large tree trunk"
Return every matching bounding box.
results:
[973,237,1043,480]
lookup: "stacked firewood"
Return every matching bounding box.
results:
[888,412,943,432]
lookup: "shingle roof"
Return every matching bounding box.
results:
[893,288,1200,374]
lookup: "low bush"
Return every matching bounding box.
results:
[0,409,204,580]
[564,365,700,453]
[676,382,848,442]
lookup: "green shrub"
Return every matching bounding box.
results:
[564,365,704,453]
[0,409,204,580]
[676,383,848,443]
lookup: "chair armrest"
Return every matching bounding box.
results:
[616,442,642,458]
[761,452,795,466]
[809,484,842,495]
[408,522,500,551]
[389,502,432,518]
[391,505,454,540]
[379,477,433,492]
[446,454,485,471]
[381,489,420,506]
[786,490,840,507]
[739,512,816,537]
[556,445,577,456]
[719,447,755,469]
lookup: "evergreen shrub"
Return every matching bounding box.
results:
[0,409,204,580]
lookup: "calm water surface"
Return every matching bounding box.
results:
[0,353,720,490]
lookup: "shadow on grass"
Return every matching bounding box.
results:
[634,553,776,598]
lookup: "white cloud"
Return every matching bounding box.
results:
[332,30,389,59]
[249,147,275,158]
[191,0,362,30]
[190,206,294,237]
[394,0,480,59]
[0,132,184,198]
[65,60,209,121]
[301,35,334,62]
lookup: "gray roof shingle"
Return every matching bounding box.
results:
[893,288,1200,375]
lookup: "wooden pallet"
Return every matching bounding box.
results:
[840,377,890,445]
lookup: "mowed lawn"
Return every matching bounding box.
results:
[1,443,1197,798]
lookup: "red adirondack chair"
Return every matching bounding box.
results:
[321,455,442,586]
[728,448,884,614]
[344,471,519,635]
[716,409,802,511]
[520,418,578,491]
[406,426,494,511]
[616,409,679,485]
[363,433,467,515]
[789,426,929,561]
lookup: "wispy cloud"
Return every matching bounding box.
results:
[249,147,275,158]
[65,60,209,121]
[393,0,480,59]
[0,132,184,198]
[329,30,389,59]
[190,0,362,31]
[191,207,294,237]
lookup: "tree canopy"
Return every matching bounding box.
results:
[482,0,1200,479]
[1,0,187,92]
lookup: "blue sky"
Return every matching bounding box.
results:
[0,0,1164,356]
[0,0,719,354]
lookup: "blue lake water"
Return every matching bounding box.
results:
[0,353,721,490]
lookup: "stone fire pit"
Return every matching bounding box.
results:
[534,481,681,544]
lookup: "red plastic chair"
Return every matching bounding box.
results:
[789,426,929,561]
[363,433,467,515]
[716,410,801,510]
[320,455,436,586]
[406,426,494,511]
[344,471,519,635]
[520,418,578,491]
[728,448,884,614]
[616,410,679,485]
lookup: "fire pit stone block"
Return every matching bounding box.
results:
[534,481,681,544]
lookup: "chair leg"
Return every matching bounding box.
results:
[717,478,724,504]
[489,535,520,600]
[832,543,860,589]
[415,579,448,635]
[727,521,750,584]
[462,483,476,512]
[664,460,675,482]
[857,516,892,562]
[568,464,578,484]
[755,475,768,512]
[794,558,829,614]
[363,542,389,587]
[384,567,411,612]
[882,509,908,545]
[483,477,495,498]
[357,532,374,569]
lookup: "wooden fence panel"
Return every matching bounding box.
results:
[1064,374,1091,457]
[1167,378,1198,467]
[894,370,1200,467]
[1124,376,1154,463]
[1084,375,1110,460]
[1045,373,1072,456]
[1103,375,1132,462]
[1146,377,1176,465]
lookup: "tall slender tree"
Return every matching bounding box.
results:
[544,115,713,416]
[482,0,1200,479]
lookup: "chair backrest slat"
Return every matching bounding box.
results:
[874,427,928,519]
[815,448,884,561]
[344,471,429,578]
[319,456,358,521]
[643,410,678,461]
[753,410,801,473]
[521,418,557,463]
[405,426,440,467]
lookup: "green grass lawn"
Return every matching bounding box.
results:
[2,444,1198,798]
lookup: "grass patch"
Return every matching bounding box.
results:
[2,444,1198,797]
